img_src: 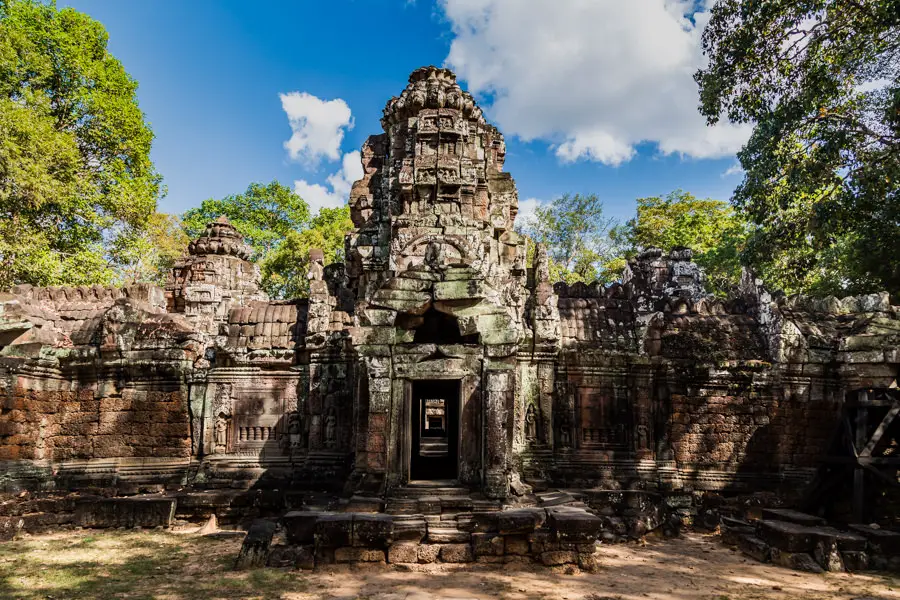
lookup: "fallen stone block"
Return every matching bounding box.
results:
[737,534,770,562]
[760,508,826,527]
[498,509,544,535]
[387,542,418,564]
[547,508,603,542]
[282,511,327,544]
[353,513,393,547]
[74,497,176,529]
[439,543,473,563]
[848,524,900,555]
[757,520,814,553]
[234,519,277,569]
[315,513,353,548]
[841,550,869,572]
[770,548,824,573]
[811,527,868,552]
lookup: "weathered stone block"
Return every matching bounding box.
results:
[548,508,603,542]
[756,520,814,553]
[737,534,770,562]
[472,532,504,556]
[417,544,440,563]
[335,547,386,563]
[540,550,577,566]
[813,537,845,572]
[504,535,529,555]
[770,548,824,573]
[315,514,353,547]
[74,497,176,529]
[840,550,869,571]
[498,509,544,535]
[353,513,393,547]
[577,551,601,573]
[387,542,418,564]
[471,511,499,532]
[426,526,469,543]
[439,543,474,563]
[234,519,277,569]
[282,511,325,544]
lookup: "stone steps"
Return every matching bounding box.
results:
[726,507,900,573]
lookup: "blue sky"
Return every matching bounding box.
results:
[63,0,746,224]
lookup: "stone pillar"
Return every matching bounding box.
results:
[484,366,514,498]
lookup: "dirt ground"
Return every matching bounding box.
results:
[0,528,898,600]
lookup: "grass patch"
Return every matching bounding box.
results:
[0,530,308,600]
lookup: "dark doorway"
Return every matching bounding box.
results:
[411,379,460,480]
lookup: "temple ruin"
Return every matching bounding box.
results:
[1,66,898,571]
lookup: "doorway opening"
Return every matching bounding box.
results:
[410,379,460,481]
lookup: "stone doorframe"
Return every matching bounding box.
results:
[388,355,484,492]
[400,377,463,484]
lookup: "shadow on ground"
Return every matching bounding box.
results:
[1,529,898,600]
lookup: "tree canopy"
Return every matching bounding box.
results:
[612,191,747,295]
[260,206,353,300]
[182,181,351,299]
[181,181,310,257]
[519,193,621,284]
[696,0,900,297]
[0,0,162,289]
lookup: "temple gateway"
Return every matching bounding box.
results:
[1,67,898,569]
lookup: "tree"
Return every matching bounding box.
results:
[181,181,352,299]
[261,207,353,299]
[109,213,189,286]
[181,181,310,258]
[519,193,620,284]
[0,0,162,289]
[696,0,900,297]
[612,191,747,295]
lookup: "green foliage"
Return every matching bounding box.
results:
[612,191,747,295]
[181,181,310,257]
[109,213,189,285]
[0,0,162,289]
[181,181,350,299]
[696,0,900,296]
[260,207,352,299]
[519,193,620,284]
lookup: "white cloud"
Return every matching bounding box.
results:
[721,163,745,178]
[280,92,353,163]
[440,0,752,165]
[293,151,363,213]
[515,197,542,228]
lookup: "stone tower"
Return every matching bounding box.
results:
[339,66,529,497]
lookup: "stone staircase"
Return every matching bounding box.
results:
[418,438,449,457]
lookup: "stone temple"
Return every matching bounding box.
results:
[1,67,898,570]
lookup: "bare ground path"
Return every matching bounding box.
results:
[0,529,897,600]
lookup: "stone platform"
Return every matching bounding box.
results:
[722,508,900,572]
